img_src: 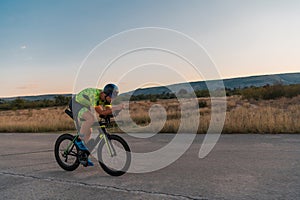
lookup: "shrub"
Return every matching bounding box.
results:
[198,100,207,108]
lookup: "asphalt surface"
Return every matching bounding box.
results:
[0,133,299,200]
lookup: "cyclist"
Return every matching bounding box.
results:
[71,84,123,166]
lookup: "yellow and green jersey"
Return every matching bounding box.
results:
[75,88,111,119]
[75,88,103,107]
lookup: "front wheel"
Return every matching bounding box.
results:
[98,134,131,176]
[54,134,80,171]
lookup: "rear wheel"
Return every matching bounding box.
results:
[54,134,80,171]
[98,134,131,176]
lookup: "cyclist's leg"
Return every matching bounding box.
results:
[71,97,83,130]
[76,108,95,166]
[77,108,94,143]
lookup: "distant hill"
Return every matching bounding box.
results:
[1,94,72,102]
[124,72,300,96]
[2,72,300,101]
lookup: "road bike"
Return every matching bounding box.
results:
[54,109,131,176]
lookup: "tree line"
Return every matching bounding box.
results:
[127,83,300,101]
[227,83,300,100]
[0,95,71,110]
[1,84,299,110]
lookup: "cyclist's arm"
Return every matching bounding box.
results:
[94,105,112,115]
[112,104,124,111]
[106,104,124,113]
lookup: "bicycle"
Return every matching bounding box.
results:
[54,108,131,176]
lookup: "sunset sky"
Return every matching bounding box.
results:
[1,0,299,97]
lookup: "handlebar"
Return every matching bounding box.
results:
[65,107,122,127]
[112,109,122,116]
[99,110,121,126]
[99,109,121,119]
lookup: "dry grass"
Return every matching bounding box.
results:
[119,96,300,134]
[0,96,299,133]
[223,96,300,133]
[0,107,75,132]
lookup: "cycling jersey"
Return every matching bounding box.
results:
[75,88,102,107]
[74,88,111,120]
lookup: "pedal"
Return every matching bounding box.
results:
[78,150,88,167]
[79,160,88,167]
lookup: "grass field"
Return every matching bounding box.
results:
[0,95,299,133]
[0,107,74,132]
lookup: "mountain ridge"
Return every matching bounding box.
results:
[125,72,300,96]
[2,72,300,101]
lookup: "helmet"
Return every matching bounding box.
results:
[103,83,119,98]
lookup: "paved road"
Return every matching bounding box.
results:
[0,133,299,200]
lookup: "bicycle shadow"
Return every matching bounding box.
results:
[43,163,133,181]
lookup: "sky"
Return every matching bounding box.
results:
[0,0,299,97]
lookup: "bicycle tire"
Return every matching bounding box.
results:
[98,134,131,176]
[54,134,80,171]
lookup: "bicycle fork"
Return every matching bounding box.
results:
[101,134,116,157]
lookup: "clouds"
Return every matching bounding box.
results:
[16,84,38,90]
[1,1,300,98]
[19,45,33,60]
